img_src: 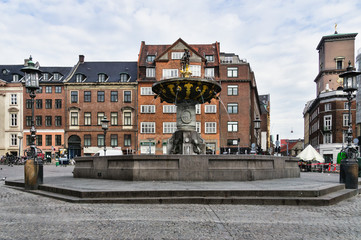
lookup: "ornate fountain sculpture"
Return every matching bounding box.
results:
[152,49,221,154]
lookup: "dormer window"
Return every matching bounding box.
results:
[75,73,85,83]
[146,55,155,62]
[205,55,214,62]
[2,69,10,75]
[53,73,61,81]
[120,73,130,82]
[12,74,20,82]
[43,73,49,81]
[98,73,107,82]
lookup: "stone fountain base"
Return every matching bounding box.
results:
[73,154,300,181]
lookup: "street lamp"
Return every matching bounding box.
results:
[339,60,361,189]
[101,116,110,156]
[254,116,261,154]
[18,135,23,157]
[21,56,42,190]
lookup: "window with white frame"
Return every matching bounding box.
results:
[196,122,201,133]
[98,73,106,82]
[97,112,104,125]
[325,103,331,111]
[227,121,238,132]
[205,122,216,133]
[227,85,238,95]
[111,134,118,147]
[71,112,78,126]
[205,55,214,62]
[324,115,332,130]
[163,122,176,134]
[53,73,60,81]
[205,105,216,113]
[171,52,183,59]
[11,134,17,146]
[123,111,132,126]
[146,68,155,78]
[141,122,155,133]
[227,67,238,77]
[343,114,351,126]
[140,87,154,95]
[141,105,155,113]
[227,103,238,114]
[146,55,155,62]
[205,68,214,78]
[10,94,17,105]
[12,74,19,82]
[163,105,177,113]
[162,69,178,79]
[111,112,118,126]
[10,113,17,126]
[189,65,201,77]
[344,102,350,110]
[195,104,201,114]
[324,132,332,144]
[84,112,91,126]
[97,134,104,147]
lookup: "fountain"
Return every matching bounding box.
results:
[152,49,221,155]
[73,49,300,181]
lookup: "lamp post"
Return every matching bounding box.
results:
[254,116,261,154]
[18,135,23,157]
[101,116,109,156]
[339,61,361,189]
[21,56,42,190]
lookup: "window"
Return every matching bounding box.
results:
[10,94,17,105]
[336,60,343,70]
[36,135,42,146]
[45,135,52,146]
[111,134,118,147]
[124,134,131,147]
[36,87,43,93]
[98,73,106,82]
[343,114,351,126]
[55,135,61,146]
[55,99,62,109]
[146,68,155,78]
[120,73,129,82]
[227,85,238,95]
[205,55,214,62]
[205,68,214,78]
[227,139,239,146]
[97,112,105,125]
[97,91,105,102]
[227,103,238,114]
[141,122,155,133]
[76,74,84,82]
[124,91,131,102]
[196,122,201,133]
[111,112,118,126]
[71,112,78,126]
[228,121,238,132]
[84,135,91,147]
[162,69,178,79]
[43,73,49,81]
[111,91,118,102]
[55,86,62,93]
[26,135,31,146]
[55,116,62,126]
[45,99,52,109]
[124,112,131,126]
[146,55,155,62]
[45,116,52,126]
[324,115,332,130]
[97,134,104,147]
[141,105,155,113]
[71,91,78,103]
[140,87,154,95]
[53,73,60,81]
[163,122,176,134]
[26,116,32,127]
[36,116,42,126]
[26,99,32,109]
[195,104,201,114]
[189,65,201,77]
[227,67,238,77]
[171,52,183,59]
[11,134,17,146]
[10,113,17,126]
[84,91,91,102]
[13,74,19,82]
[36,99,42,109]
[205,105,216,113]
[84,112,91,126]
[163,105,177,113]
[205,122,217,134]
[324,133,332,144]
[325,103,331,111]
[344,102,350,110]
[45,86,52,93]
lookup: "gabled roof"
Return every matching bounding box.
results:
[67,61,137,83]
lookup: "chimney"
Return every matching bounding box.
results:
[24,58,30,66]
[79,55,85,63]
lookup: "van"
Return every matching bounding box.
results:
[93,149,123,157]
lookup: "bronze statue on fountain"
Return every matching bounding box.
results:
[152,49,221,155]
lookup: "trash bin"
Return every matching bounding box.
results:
[55,160,59,167]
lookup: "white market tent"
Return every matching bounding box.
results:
[296,145,325,163]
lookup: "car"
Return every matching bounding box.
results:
[93,149,123,157]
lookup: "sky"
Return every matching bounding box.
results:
[1,0,361,141]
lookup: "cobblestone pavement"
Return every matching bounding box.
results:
[1,165,361,239]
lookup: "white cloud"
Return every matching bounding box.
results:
[1,0,361,140]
